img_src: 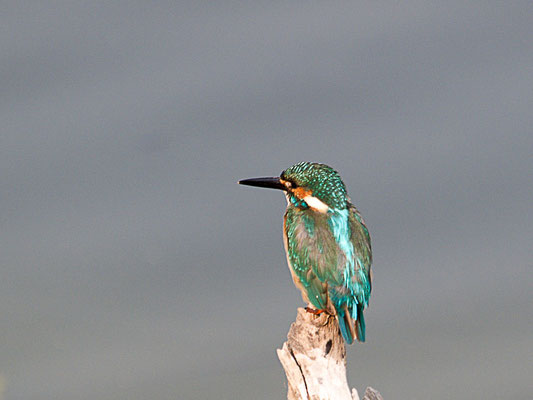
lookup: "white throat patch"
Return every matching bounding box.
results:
[303,196,329,213]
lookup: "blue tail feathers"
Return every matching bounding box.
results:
[355,304,365,342]
[336,304,365,344]
[337,313,354,344]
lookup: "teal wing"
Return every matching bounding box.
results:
[347,203,372,304]
[326,203,372,343]
[344,203,372,342]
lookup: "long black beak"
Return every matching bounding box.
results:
[238,177,285,191]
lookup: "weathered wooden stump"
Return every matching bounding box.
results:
[277,308,383,400]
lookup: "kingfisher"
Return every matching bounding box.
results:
[239,162,372,344]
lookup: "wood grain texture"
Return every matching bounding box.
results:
[277,308,383,400]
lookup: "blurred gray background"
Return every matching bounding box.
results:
[1,2,532,399]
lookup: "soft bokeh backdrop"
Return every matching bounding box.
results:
[1,2,532,399]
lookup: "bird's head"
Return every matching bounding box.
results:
[239,162,348,212]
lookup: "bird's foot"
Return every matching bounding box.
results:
[305,306,325,315]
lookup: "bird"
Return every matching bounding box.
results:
[239,162,372,344]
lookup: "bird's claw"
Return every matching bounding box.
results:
[305,306,325,315]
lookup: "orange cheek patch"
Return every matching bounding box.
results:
[293,187,312,199]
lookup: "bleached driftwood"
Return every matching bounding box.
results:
[277,308,383,400]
